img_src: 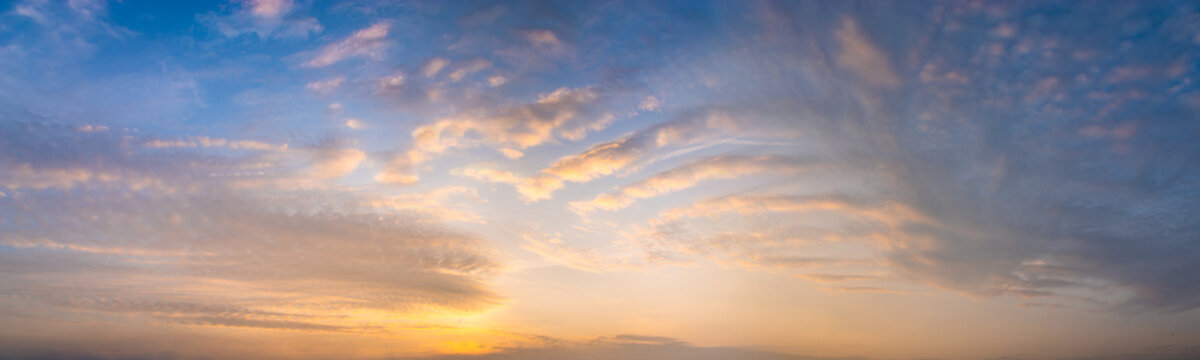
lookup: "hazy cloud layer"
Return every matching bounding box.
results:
[0,119,501,334]
[409,335,866,360]
[1,0,1199,359]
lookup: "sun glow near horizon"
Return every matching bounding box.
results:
[1,0,1199,359]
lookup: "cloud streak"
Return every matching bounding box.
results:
[456,108,740,200]
[570,155,814,213]
[304,22,390,67]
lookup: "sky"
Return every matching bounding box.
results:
[1,0,1199,359]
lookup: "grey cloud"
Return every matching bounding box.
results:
[636,1,1200,312]
[863,2,1200,312]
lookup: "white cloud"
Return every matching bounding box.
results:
[247,0,290,18]
[306,77,345,93]
[303,22,390,67]
[378,72,405,90]
[202,0,322,40]
[144,136,288,151]
[75,124,108,132]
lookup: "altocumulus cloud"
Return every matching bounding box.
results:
[623,1,1200,312]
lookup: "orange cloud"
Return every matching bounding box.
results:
[377,87,605,185]
[500,109,741,201]
[308,147,365,179]
[570,155,814,213]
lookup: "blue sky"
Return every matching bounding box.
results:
[1,1,1199,359]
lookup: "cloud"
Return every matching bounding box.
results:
[570,155,814,213]
[369,186,487,223]
[488,75,509,87]
[638,96,663,111]
[521,234,642,273]
[345,118,366,129]
[0,189,503,323]
[452,165,522,185]
[0,163,157,191]
[378,72,405,91]
[8,0,133,43]
[834,17,899,88]
[308,146,365,179]
[0,121,504,338]
[303,22,390,67]
[423,57,450,78]
[247,0,289,18]
[820,286,911,295]
[306,77,345,93]
[632,194,931,281]
[448,59,492,82]
[563,5,1200,314]
[410,334,865,360]
[526,30,561,48]
[144,136,288,151]
[200,0,323,40]
[654,195,930,226]
[377,87,607,185]
[75,124,108,132]
[510,108,739,201]
[493,29,571,67]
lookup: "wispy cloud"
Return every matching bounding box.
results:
[200,0,323,40]
[570,155,814,213]
[307,77,345,93]
[3,1,1200,358]
[492,109,739,201]
[447,59,492,82]
[303,22,390,67]
[833,17,899,88]
[144,136,288,151]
